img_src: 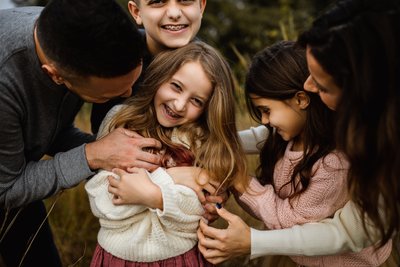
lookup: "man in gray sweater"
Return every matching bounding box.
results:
[0,0,162,266]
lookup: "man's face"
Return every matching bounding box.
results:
[64,64,142,103]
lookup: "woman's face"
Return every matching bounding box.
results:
[303,46,342,110]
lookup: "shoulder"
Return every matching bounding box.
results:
[313,150,349,176]
[97,104,126,139]
[0,7,41,65]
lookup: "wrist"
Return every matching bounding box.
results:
[147,183,163,210]
[85,143,100,170]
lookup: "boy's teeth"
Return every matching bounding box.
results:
[164,25,185,31]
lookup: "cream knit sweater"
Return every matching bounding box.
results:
[239,126,392,267]
[85,105,204,262]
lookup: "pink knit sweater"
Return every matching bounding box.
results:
[240,141,392,266]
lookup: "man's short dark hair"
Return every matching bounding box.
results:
[36,0,145,78]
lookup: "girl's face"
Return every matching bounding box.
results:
[129,0,206,55]
[303,46,342,111]
[250,93,308,143]
[154,61,213,127]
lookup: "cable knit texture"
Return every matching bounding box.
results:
[86,168,204,262]
[85,105,204,262]
[240,138,391,266]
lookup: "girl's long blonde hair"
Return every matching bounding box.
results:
[108,41,248,193]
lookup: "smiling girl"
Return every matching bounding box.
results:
[85,41,248,267]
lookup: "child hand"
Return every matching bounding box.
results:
[108,167,163,209]
[167,166,216,203]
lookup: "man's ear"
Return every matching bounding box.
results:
[295,91,310,109]
[128,1,142,25]
[41,64,64,85]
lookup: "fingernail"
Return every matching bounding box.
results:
[216,203,222,209]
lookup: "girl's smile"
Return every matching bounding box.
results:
[250,93,308,146]
[154,61,212,128]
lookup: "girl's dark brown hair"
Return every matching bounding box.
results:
[245,40,336,199]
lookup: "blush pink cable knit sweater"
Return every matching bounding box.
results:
[239,141,392,266]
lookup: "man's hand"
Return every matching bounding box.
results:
[85,128,161,171]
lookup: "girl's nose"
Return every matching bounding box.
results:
[174,97,187,112]
[261,113,269,125]
[303,75,319,93]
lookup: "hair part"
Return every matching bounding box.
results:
[36,0,145,78]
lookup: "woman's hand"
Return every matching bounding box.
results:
[197,206,251,264]
[108,167,163,209]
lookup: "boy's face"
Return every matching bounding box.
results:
[129,0,206,55]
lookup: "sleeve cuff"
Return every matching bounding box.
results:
[55,144,95,187]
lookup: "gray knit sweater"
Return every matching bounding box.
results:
[0,7,95,208]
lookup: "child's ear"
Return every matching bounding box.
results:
[295,91,310,109]
[128,1,142,25]
[200,0,207,15]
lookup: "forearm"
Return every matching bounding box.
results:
[151,168,203,227]
[46,125,95,156]
[85,170,147,220]
[250,201,378,259]
[1,145,94,208]
[239,125,268,154]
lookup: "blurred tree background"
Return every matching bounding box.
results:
[7,0,336,266]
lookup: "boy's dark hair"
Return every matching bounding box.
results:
[36,0,145,77]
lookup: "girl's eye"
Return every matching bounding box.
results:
[191,98,204,108]
[171,82,182,91]
[260,108,270,115]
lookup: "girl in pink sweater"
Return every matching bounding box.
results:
[235,41,392,266]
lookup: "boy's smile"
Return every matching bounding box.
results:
[129,0,206,55]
